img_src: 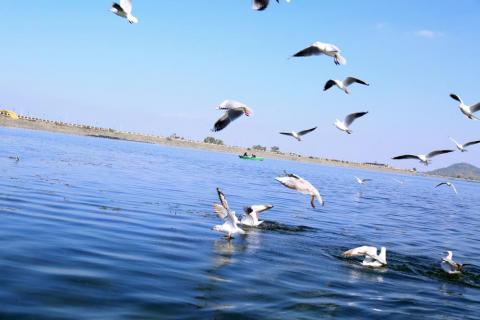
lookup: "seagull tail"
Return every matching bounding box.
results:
[335,54,347,66]
[128,16,139,24]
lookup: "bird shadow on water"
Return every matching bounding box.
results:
[253,220,317,234]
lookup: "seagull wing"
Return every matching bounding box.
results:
[212,108,244,132]
[450,94,463,104]
[463,140,480,147]
[213,203,228,220]
[217,100,246,111]
[297,127,317,136]
[451,184,458,194]
[344,112,368,126]
[120,0,133,14]
[252,0,270,10]
[435,182,448,188]
[343,246,377,258]
[392,154,421,160]
[426,150,455,158]
[216,188,230,211]
[449,137,462,148]
[344,77,369,87]
[112,3,124,12]
[292,45,323,57]
[470,103,480,113]
[324,80,337,91]
[248,204,273,215]
[285,172,301,179]
[279,132,294,137]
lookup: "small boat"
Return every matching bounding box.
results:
[239,155,264,161]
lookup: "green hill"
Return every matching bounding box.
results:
[427,163,480,181]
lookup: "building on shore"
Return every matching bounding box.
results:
[0,110,19,120]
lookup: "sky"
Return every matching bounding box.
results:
[1,0,480,170]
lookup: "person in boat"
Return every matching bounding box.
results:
[252,154,256,158]
[243,152,248,157]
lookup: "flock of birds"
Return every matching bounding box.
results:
[72,0,480,275]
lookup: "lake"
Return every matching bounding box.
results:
[1,127,479,319]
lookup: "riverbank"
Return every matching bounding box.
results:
[0,115,413,175]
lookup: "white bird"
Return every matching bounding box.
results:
[355,176,372,185]
[450,94,480,120]
[324,77,369,94]
[212,100,252,132]
[449,137,480,152]
[212,188,245,239]
[335,112,368,134]
[240,205,273,227]
[275,172,324,208]
[343,246,387,268]
[436,182,458,194]
[392,149,455,166]
[279,127,317,141]
[441,251,467,274]
[393,178,404,185]
[110,0,138,24]
[291,41,347,65]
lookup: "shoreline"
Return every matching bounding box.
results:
[1,115,415,175]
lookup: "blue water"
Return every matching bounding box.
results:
[1,127,479,319]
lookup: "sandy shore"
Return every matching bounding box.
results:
[0,116,414,175]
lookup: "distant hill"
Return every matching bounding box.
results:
[427,163,480,181]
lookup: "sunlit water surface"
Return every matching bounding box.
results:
[1,127,479,319]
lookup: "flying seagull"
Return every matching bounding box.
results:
[241,205,273,227]
[392,149,454,166]
[212,188,245,239]
[291,41,347,65]
[324,77,369,94]
[252,0,278,10]
[449,137,480,152]
[393,178,405,185]
[212,100,252,132]
[275,172,324,208]
[279,127,317,141]
[355,176,371,185]
[436,182,458,194]
[335,112,368,134]
[449,94,480,120]
[343,246,387,268]
[110,0,138,24]
[441,251,467,274]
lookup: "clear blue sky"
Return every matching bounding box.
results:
[1,1,479,169]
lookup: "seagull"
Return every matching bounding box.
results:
[212,188,245,239]
[392,149,455,166]
[291,41,347,65]
[324,77,369,94]
[8,156,20,162]
[252,0,278,10]
[110,0,138,24]
[335,112,368,134]
[436,182,458,194]
[275,172,324,208]
[393,178,405,185]
[343,246,387,268]
[355,176,371,185]
[212,100,252,132]
[441,251,467,274]
[449,137,480,152]
[279,127,317,141]
[240,205,273,227]
[450,94,480,120]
